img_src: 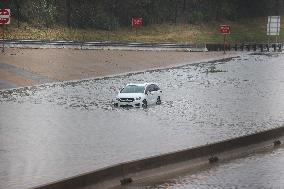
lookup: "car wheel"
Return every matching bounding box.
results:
[142,100,148,109]
[156,96,161,105]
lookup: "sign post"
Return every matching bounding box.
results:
[267,16,280,45]
[131,17,143,35]
[0,8,10,52]
[219,25,231,54]
[1,18,4,53]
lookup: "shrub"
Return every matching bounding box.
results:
[94,14,119,31]
[189,11,206,24]
[31,0,57,28]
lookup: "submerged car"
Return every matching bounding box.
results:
[113,83,162,108]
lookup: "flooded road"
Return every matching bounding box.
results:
[0,53,284,188]
[143,147,284,189]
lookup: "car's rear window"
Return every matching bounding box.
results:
[121,85,145,93]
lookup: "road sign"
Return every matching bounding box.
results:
[0,8,10,25]
[267,16,280,36]
[219,25,231,54]
[219,25,231,34]
[131,17,142,28]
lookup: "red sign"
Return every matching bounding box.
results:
[219,25,231,34]
[0,8,10,25]
[132,17,142,28]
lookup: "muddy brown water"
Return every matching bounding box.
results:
[0,53,284,188]
[0,62,54,89]
[142,147,284,189]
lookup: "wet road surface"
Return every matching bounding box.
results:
[0,62,52,82]
[0,62,54,89]
[143,147,284,189]
[0,53,284,188]
[0,79,17,89]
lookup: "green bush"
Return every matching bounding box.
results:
[31,0,57,27]
[189,11,207,24]
[94,15,119,31]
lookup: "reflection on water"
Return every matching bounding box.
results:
[0,53,284,188]
[144,148,284,189]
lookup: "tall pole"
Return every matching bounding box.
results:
[223,34,226,54]
[268,17,270,48]
[2,25,4,53]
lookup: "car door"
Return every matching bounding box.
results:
[152,84,161,100]
[145,85,155,104]
[151,84,159,104]
[151,84,161,102]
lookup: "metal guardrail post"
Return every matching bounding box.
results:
[234,44,238,51]
[266,44,269,52]
[253,44,257,51]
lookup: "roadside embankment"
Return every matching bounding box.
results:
[34,126,284,189]
[4,17,284,43]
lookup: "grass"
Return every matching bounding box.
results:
[3,17,284,44]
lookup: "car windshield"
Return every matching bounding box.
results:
[120,85,145,93]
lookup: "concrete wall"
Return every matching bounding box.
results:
[34,126,284,189]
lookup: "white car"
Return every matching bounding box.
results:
[113,83,162,108]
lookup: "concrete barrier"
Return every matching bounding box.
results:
[34,126,284,189]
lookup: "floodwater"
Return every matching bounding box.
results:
[0,62,54,89]
[143,147,284,189]
[0,53,284,188]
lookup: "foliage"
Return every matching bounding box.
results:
[19,0,57,27]
[5,0,284,29]
[5,17,284,43]
[189,11,206,24]
[93,14,119,31]
[33,0,57,27]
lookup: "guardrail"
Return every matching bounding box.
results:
[34,126,284,189]
[206,43,283,52]
[0,40,207,52]
[1,39,283,52]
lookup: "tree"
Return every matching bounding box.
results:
[5,0,284,29]
[33,0,57,27]
[66,0,71,27]
[13,0,20,28]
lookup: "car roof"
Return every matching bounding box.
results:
[126,83,157,87]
